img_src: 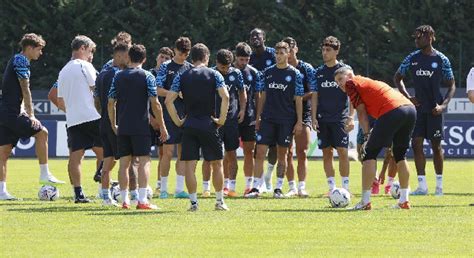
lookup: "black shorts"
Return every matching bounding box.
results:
[67,119,101,152]
[365,105,416,158]
[219,125,240,151]
[100,126,119,159]
[256,120,294,147]
[0,114,42,147]
[412,112,444,140]
[181,127,223,161]
[117,135,151,158]
[239,124,256,142]
[162,119,182,145]
[317,121,349,149]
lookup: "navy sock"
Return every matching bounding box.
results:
[74,186,84,199]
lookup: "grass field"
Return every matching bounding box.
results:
[1,159,473,257]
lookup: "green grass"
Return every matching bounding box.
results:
[1,159,473,257]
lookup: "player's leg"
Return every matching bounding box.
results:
[0,142,16,200]
[332,122,350,191]
[100,131,118,206]
[242,141,255,194]
[274,144,289,198]
[319,122,336,195]
[429,114,444,196]
[202,160,212,197]
[224,126,240,197]
[174,144,188,198]
[25,118,64,185]
[132,135,157,209]
[294,124,310,197]
[68,148,86,202]
[155,145,163,195]
[223,153,230,195]
[239,124,256,194]
[264,145,277,191]
[411,114,428,195]
[285,141,296,196]
[181,128,201,211]
[128,157,139,204]
[245,144,268,198]
[159,143,175,198]
[391,105,416,209]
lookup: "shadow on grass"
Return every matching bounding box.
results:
[412,204,473,208]
[0,202,43,206]
[259,208,352,213]
[88,210,177,216]
[7,206,111,213]
[442,193,474,197]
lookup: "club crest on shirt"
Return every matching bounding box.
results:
[229,75,236,82]
[247,75,253,81]
[266,59,272,66]
[431,62,438,69]
[285,75,292,82]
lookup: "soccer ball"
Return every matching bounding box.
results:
[38,185,59,201]
[329,188,351,208]
[110,182,121,202]
[146,185,153,200]
[391,181,401,199]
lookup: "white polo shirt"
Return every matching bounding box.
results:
[467,67,474,93]
[58,59,101,128]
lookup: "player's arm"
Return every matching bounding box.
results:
[56,80,66,112]
[435,58,456,115]
[237,71,247,123]
[345,98,355,132]
[146,72,168,141]
[48,82,59,107]
[311,92,318,130]
[107,98,117,134]
[165,73,184,127]
[355,103,370,136]
[156,62,170,97]
[293,71,304,134]
[18,78,39,126]
[107,74,118,134]
[216,87,229,126]
[394,54,419,106]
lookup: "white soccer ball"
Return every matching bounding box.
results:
[110,182,121,202]
[329,188,351,208]
[146,185,153,200]
[391,181,401,199]
[38,185,59,201]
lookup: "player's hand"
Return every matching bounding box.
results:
[409,96,420,106]
[293,122,303,135]
[112,125,118,135]
[178,92,184,99]
[29,116,42,130]
[432,104,444,116]
[312,119,319,132]
[344,117,355,133]
[150,117,160,131]
[237,110,245,124]
[211,116,224,128]
[159,126,169,142]
[255,118,261,131]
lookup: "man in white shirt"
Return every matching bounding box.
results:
[467,67,474,103]
[58,35,102,203]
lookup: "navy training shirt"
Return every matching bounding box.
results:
[170,66,225,132]
[213,67,244,126]
[108,67,157,136]
[313,62,350,122]
[94,66,120,132]
[397,49,454,113]
[156,60,193,121]
[250,47,276,72]
[0,54,30,119]
[239,64,263,126]
[257,65,304,123]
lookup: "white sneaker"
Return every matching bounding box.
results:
[285,188,298,198]
[410,187,428,195]
[298,189,309,198]
[244,188,260,198]
[102,199,120,207]
[0,192,20,201]
[434,187,443,196]
[39,173,65,185]
[215,201,229,211]
[259,181,268,193]
[264,174,273,192]
[188,202,199,212]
